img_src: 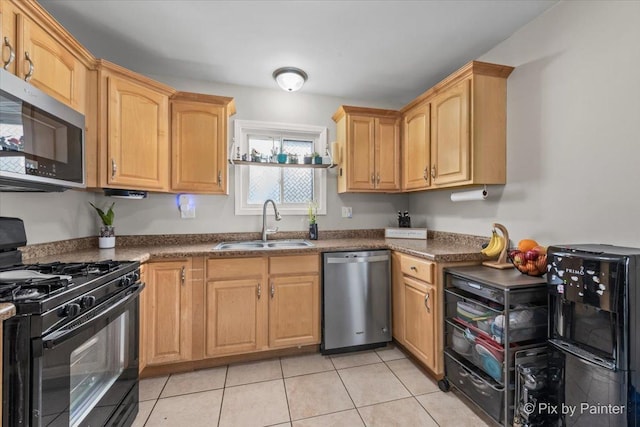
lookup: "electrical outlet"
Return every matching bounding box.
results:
[341,206,352,218]
[180,206,196,219]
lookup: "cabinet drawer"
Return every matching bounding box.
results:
[207,257,266,279]
[399,253,434,283]
[269,255,319,275]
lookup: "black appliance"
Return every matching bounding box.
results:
[0,217,143,426]
[0,68,85,192]
[547,244,640,426]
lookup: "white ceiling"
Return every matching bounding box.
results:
[40,0,557,106]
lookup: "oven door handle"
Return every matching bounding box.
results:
[42,283,144,350]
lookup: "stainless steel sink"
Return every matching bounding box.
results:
[214,241,266,250]
[267,240,314,248]
[213,239,314,250]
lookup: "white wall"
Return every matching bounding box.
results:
[0,78,408,244]
[409,0,640,247]
[0,190,96,244]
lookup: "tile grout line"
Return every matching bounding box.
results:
[333,359,367,426]
[380,350,443,426]
[216,365,229,427]
[141,375,170,426]
[278,357,294,425]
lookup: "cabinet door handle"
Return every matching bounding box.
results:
[424,293,430,313]
[257,283,261,299]
[410,266,417,271]
[270,282,275,298]
[24,51,34,82]
[180,266,186,285]
[376,173,380,184]
[3,37,15,70]
[371,173,375,184]
[111,159,117,179]
[423,167,429,182]
[431,165,436,179]
[217,170,222,187]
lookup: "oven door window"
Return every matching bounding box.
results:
[69,311,128,427]
[39,289,140,427]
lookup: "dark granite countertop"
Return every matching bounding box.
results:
[22,233,487,265]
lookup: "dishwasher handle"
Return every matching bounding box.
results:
[326,254,389,264]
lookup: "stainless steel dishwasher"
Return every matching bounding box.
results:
[321,250,391,354]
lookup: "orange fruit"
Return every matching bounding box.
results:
[518,239,539,252]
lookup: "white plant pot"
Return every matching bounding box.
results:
[98,236,116,249]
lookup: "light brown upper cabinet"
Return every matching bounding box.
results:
[170,92,235,194]
[402,101,431,191]
[333,106,401,193]
[401,61,514,191]
[0,0,93,113]
[95,60,174,191]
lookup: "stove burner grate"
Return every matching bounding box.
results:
[0,276,70,302]
[25,260,125,277]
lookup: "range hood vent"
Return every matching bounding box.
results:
[103,189,148,199]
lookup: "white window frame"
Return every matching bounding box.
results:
[234,119,328,216]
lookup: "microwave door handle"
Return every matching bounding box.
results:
[42,284,144,350]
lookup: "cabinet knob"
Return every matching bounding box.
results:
[24,51,34,82]
[410,266,417,271]
[3,37,15,70]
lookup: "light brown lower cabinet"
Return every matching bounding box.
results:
[403,276,436,368]
[393,252,439,374]
[143,259,193,366]
[141,254,320,370]
[204,257,267,357]
[139,264,147,373]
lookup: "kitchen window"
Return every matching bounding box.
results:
[234,120,327,216]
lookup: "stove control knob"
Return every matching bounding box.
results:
[133,271,140,282]
[65,303,81,317]
[120,276,132,287]
[81,295,96,309]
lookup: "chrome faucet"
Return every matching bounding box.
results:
[262,199,282,241]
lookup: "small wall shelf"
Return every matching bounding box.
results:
[229,160,335,169]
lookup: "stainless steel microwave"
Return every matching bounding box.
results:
[0,69,85,192]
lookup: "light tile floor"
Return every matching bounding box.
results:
[133,345,495,427]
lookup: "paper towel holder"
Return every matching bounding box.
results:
[450,185,488,202]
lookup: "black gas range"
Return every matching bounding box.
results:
[1,217,142,427]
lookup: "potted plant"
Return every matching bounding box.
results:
[288,153,299,164]
[308,201,318,240]
[90,202,116,249]
[312,151,322,164]
[277,151,288,164]
[303,154,313,164]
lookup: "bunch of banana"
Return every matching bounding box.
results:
[481,229,505,257]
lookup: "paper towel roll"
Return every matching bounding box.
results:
[450,188,488,202]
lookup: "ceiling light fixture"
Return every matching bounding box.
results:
[273,67,308,92]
